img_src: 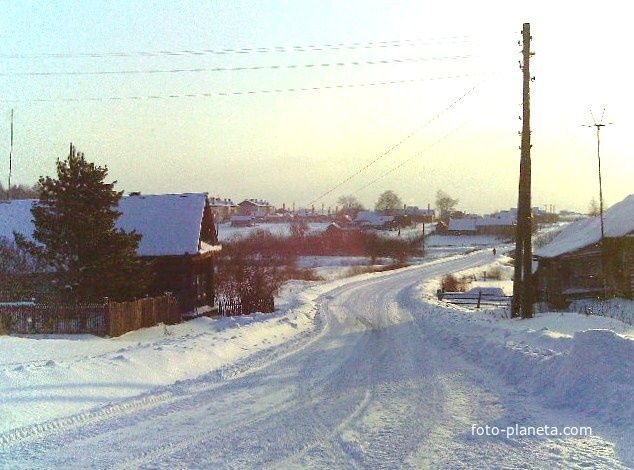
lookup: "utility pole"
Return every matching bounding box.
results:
[583,109,612,241]
[583,109,612,297]
[512,23,534,319]
[8,109,14,200]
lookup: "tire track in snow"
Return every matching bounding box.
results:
[1,250,502,467]
[0,301,327,452]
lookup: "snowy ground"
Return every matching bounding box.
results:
[217,221,431,242]
[1,242,632,467]
[217,222,330,241]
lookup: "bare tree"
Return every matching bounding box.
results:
[588,197,600,217]
[337,195,364,216]
[436,190,459,222]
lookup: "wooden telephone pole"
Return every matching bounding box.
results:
[512,23,534,319]
[8,109,14,200]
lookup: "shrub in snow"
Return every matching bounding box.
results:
[440,273,468,292]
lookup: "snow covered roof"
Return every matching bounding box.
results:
[0,193,214,257]
[404,206,434,216]
[209,197,237,207]
[535,194,634,259]
[239,198,271,207]
[448,219,477,231]
[476,216,515,227]
[355,211,394,226]
[118,193,210,256]
[355,211,394,224]
[0,199,35,241]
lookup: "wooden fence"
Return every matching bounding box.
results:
[217,295,275,317]
[437,291,511,309]
[0,303,109,335]
[107,295,180,337]
[0,295,179,337]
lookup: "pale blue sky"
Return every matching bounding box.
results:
[0,1,631,214]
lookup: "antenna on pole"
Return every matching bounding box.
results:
[582,108,613,239]
[8,108,14,200]
[583,108,613,297]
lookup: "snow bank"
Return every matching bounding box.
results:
[417,271,634,460]
[0,260,425,435]
[0,280,325,434]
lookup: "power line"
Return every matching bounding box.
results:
[0,36,473,60]
[0,73,477,103]
[0,54,472,77]
[307,80,485,206]
[353,121,470,194]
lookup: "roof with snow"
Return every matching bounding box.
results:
[448,218,477,231]
[535,194,634,259]
[476,216,515,227]
[239,199,271,207]
[209,197,237,207]
[355,211,394,226]
[0,193,216,257]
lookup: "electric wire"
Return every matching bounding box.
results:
[353,120,470,195]
[0,73,477,103]
[0,36,473,59]
[0,54,472,77]
[307,80,484,206]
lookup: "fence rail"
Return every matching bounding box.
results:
[0,295,179,337]
[438,291,511,309]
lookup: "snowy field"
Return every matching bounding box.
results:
[217,221,431,242]
[1,238,633,467]
[217,222,330,241]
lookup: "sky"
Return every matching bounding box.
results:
[0,1,631,215]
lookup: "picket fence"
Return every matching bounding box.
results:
[0,295,179,337]
[217,296,275,317]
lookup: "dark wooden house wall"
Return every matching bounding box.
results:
[536,237,634,307]
[476,225,516,238]
[145,255,215,314]
[143,202,219,314]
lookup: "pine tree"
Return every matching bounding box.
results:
[17,144,152,302]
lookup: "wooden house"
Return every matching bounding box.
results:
[534,194,634,307]
[404,206,435,223]
[475,216,516,238]
[230,215,255,227]
[209,197,238,222]
[354,211,396,229]
[0,193,222,314]
[447,218,477,236]
[238,199,275,217]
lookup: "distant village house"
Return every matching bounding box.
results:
[238,199,276,217]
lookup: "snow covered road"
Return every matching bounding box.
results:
[0,251,628,468]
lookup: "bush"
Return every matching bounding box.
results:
[441,273,468,292]
[0,314,10,335]
[486,267,503,280]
